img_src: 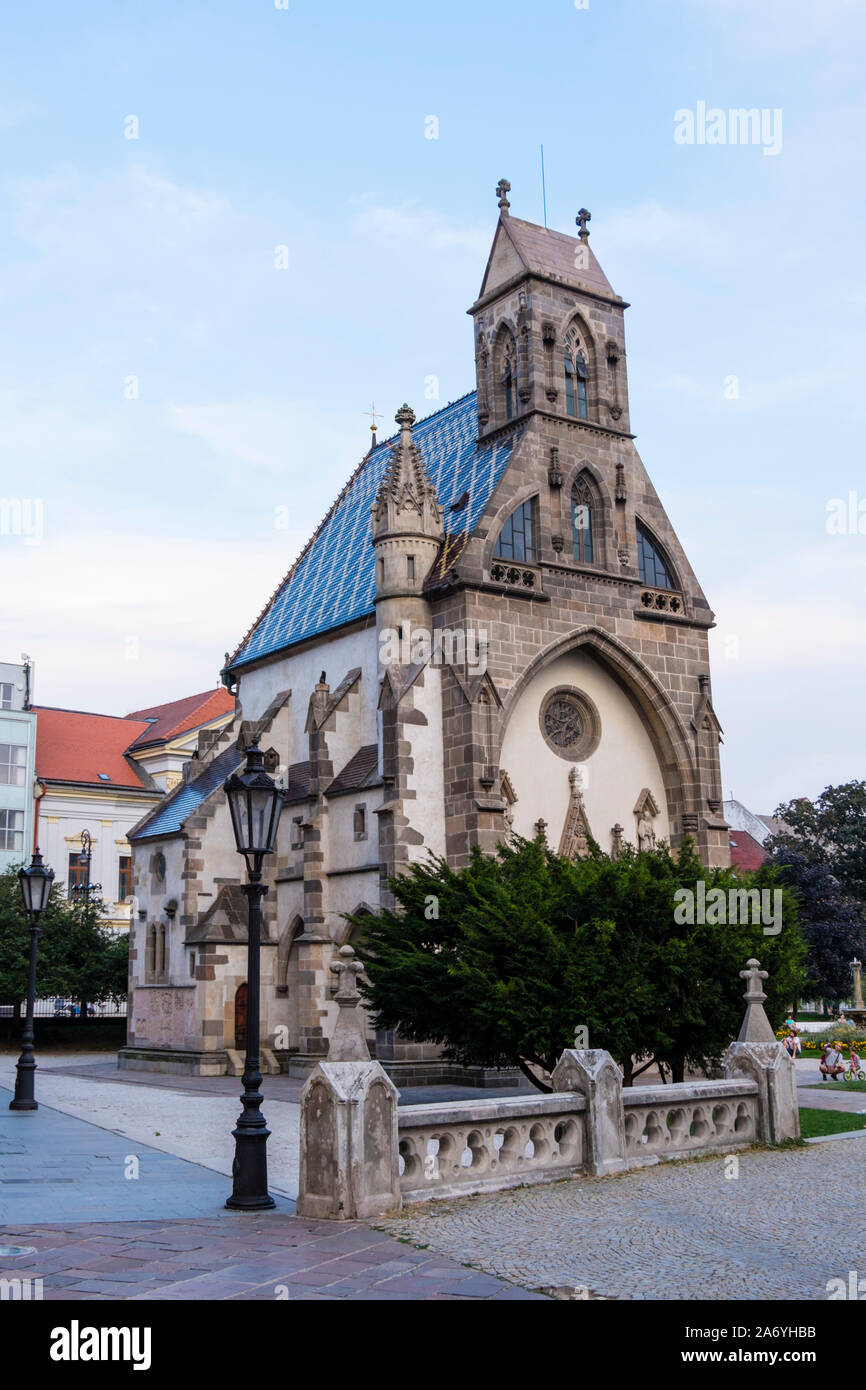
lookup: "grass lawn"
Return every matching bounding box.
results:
[803,1079,866,1093]
[798,1108,866,1139]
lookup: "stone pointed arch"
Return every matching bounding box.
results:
[492,320,519,424]
[334,902,376,947]
[499,625,699,842]
[635,513,681,593]
[276,913,304,994]
[561,311,599,420]
[570,465,608,569]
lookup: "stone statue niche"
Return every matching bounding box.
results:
[633,788,660,852]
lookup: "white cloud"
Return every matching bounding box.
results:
[0,393,117,458]
[656,362,860,413]
[352,200,489,256]
[0,101,36,131]
[601,202,731,266]
[0,530,302,715]
[9,162,232,256]
[168,397,370,484]
[682,0,866,52]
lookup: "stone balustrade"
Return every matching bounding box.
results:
[396,1092,587,1204]
[622,1079,759,1165]
[296,951,799,1218]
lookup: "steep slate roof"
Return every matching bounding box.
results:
[230,392,522,671]
[500,216,618,299]
[34,708,157,790]
[325,744,380,797]
[130,743,243,841]
[125,687,234,749]
[283,760,311,803]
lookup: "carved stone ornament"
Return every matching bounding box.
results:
[633,788,660,852]
[539,686,601,762]
[558,767,594,860]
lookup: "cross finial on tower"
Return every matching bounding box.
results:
[576,207,591,242]
[363,401,383,449]
[496,178,511,212]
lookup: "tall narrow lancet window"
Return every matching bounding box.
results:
[501,335,517,420]
[564,326,589,419]
[495,496,538,563]
[637,521,675,590]
[572,477,594,564]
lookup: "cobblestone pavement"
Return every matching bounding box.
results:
[1,1217,543,1301]
[377,1135,866,1301]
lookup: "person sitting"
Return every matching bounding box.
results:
[848,1045,862,1077]
[820,1042,845,1080]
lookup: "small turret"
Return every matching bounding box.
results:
[371,404,444,635]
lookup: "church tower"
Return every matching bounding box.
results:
[436,180,730,868]
[472,180,631,443]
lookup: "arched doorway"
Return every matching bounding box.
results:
[234,983,248,1052]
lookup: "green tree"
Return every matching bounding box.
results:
[348,837,806,1090]
[0,865,128,1026]
[766,781,866,915]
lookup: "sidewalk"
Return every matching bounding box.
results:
[0,1086,541,1301]
[794,1055,866,1112]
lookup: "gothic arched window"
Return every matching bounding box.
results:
[564,326,589,419]
[495,496,538,563]
[500,334,518,420]
[572,476,595,564]
[637,521,675,590]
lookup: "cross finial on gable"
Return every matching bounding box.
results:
[326,944,371,1062]
[576,207,591,242]
[740,957,768,1003]
[496,178,511,212]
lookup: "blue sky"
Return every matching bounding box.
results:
[1,0,864,811]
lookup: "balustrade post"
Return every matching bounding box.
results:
[297,945,401,1219]
[723,957,800,1144]
[551,1048,628,1176]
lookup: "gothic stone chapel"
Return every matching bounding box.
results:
[122,183,729,1081]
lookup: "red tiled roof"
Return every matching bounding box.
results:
[125,687,234,749]
[729,831,768,871]
[34,708,156,790]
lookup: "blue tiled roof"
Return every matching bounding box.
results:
[231,392,521,670]
[130,744,242,841]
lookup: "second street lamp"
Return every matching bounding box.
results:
[10,848,55,1112]
[223,736,284,1210]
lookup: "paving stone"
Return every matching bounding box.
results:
[378,1134,866,1301]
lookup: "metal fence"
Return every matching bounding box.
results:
[0,997,127,1019]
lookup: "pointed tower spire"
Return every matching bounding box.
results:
[372,405,443,538]
[371,403,444,634]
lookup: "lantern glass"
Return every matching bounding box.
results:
[18,850,55,919]
[224,743,283,872]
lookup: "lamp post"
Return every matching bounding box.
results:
[223,737,284,1210]
[74,830,101,902]
[10,849,54,1111]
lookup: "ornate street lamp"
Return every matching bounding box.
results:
[223,737,284,1210]
[10,849,55,1112]
[73,830,101,902]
